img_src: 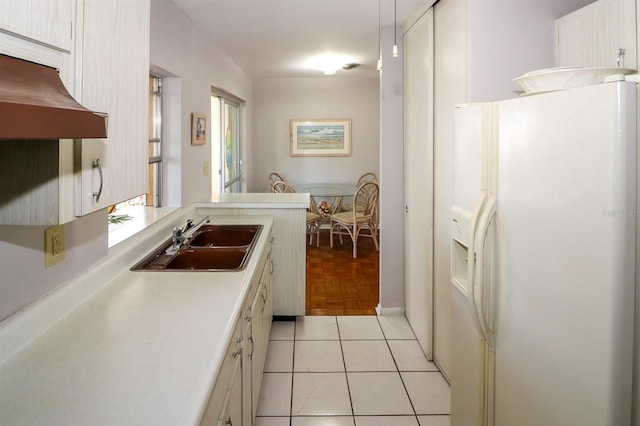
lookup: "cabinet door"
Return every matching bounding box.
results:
[555,0,637,69]
[75,0,149,215]
[217,356,242,426]
[252,254,272,418]
[201,319,242,426]
[241,308,253,426]
[0,0,73,51]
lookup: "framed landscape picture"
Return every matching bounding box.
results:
[290,119,352,157]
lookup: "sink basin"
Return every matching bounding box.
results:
[131,223,262,271]
[167,247,249,270]
[189,224,261,247]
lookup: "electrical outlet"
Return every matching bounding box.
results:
[203,161,210,176]
[45,225,65,268]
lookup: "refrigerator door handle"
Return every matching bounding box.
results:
[467,190,488,339]
[473,194,497,351]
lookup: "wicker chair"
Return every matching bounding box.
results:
[271,180,293,193]
[341,172,377,212]
[330,181,379,258]
[271,181,321,246]
[267,172,286,192]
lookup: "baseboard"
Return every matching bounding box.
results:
[375,304,404,316]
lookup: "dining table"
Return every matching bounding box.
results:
[293,182,357,217]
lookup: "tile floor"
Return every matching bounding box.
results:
[255,315,451,426]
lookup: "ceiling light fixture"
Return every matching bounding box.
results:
[309,53,355,75]
[392,0,399,58]
[377,0,382,71]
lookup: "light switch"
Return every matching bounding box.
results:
[203,161,210,176]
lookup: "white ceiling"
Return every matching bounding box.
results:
[172,0,423,79]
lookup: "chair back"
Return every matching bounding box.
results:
[353,182,379,218]
[272,180,296,193]
[357,172,377,186]
[268,172,285,191]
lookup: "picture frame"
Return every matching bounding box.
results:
[191,113,207,145]
[290,119,352,157]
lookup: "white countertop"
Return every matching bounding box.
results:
[199,191,310,208]
[0,208,274,425]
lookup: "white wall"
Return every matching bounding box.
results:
[379,26,406,312]
[250,77,380,192]
[0,212,108,321]
[151,0,253,204]
[466,0,597,102]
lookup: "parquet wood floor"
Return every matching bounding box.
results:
[305,229,379,316]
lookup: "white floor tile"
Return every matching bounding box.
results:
[270,320,295,340]
[256,372,293,416]
[265,340,294,372]
[258,316,447,424]
[296,316,339,340]
[292,416,356,426]
[337,316,384,340]
[355,415,419,426]
[347,372,414,416]
[417,415,451,426]
[255,417,292,426]
[377,315,417,339]
[342,340,396,372]
[401,372,451,415]
[388,340,440,372]
[295,340,345,372]
[292,372,352,416]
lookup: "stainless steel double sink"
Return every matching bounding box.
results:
[131,224,262,272]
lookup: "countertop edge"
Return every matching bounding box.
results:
[198,192,310,208]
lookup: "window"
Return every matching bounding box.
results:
[211,87,244,193]
[148,74,163,205]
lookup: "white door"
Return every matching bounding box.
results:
[403,7,435,358]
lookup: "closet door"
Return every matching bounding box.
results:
[403,7,435,359]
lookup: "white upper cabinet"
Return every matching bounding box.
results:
[0,0,73,52]
[555,0,637,69]
[0,0,150,224]
[74,0,150,215]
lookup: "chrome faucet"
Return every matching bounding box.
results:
[165,216,210,255]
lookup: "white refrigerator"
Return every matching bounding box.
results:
[450,80,638,426]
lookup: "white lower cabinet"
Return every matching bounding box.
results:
[244,251,273,424]
[201,239,273,426]
[200,320,242,426]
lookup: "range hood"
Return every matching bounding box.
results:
[0,54,107,140]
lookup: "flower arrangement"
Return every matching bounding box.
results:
[317,201,332,218]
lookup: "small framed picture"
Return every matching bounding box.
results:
[191,113,207,145]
